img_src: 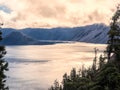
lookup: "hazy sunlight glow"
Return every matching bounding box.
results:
[0,0,119,28]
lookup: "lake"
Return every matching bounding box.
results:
[5,42,106,90]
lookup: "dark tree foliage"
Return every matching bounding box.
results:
[49,5,120,90]
[107,5,120,61]
[0,24,8,90]
[48,80,62,90]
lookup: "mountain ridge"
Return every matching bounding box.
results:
[0,23,109,45]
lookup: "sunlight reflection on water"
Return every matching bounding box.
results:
[5,42,106,90]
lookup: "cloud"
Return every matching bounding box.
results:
[0,0,119,28]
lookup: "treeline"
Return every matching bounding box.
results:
[49,54,111,90]
[0,23,9,89]
[48,5,120,90]
[49,54,120,90]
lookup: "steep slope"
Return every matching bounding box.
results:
[0,23,110,45]
[0,31,37,45]
[20,28,76,41]
[1,28,16,38]
[20,24,109,44]
[79,24,109,43]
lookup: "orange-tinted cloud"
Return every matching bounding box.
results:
[0,0,119,28]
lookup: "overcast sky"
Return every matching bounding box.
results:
[0,0,119,29]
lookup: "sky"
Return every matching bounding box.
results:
[0,0,119,29]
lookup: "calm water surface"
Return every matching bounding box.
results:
[5,42,106,90]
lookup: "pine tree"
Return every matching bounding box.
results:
[70,68,77,80]
[107,5,120,61]
[48,80,62,90]
[92,48,99,72]
[98,55,106,69]
[49,4,120,90]
[0,23,8,90]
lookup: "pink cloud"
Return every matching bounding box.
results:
[0,0,119,28]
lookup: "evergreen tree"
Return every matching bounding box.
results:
[0,23,8,90]
[107,5,120,61]
[49,5,120,90]
[48,80,62,90]
[98,55,106,69]
[92,48,99,73]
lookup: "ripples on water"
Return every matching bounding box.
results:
[5,42,106,90]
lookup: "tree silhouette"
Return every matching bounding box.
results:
[49,5,120,90]
[107,5,120,61]
[0,23,9,90]
[48,80,62,90]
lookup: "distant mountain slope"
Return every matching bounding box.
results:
[0,23,109,45]
[20,24,109,43]
[79,24,109,43]
[1,28,15,38]
[0,31,37,45]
